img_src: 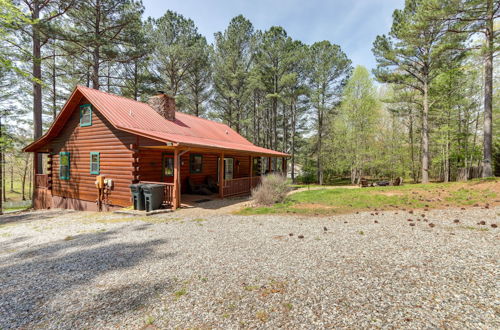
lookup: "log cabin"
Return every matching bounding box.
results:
[24,86,288,211]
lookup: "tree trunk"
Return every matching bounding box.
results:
[32,0,43,174]
[421,81,430,183]
[10,160,14,192]
[133,60,138,100]
[21,155,28,201]
[92,46,100,89]
[52,47,57,119]
[317,91,325,185]
[28,155,33,198]
[106,62,111,92]
[91,0,101,90]
[0,116,3,215]
[2,156,6,202]
[317,122,323,185]
[291,101,296,182]
[482,0,493,177]
[408,108,417,183]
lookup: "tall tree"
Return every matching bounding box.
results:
[373,0,463,183]
[255,26,298,150]
[435,0,499,177]
[281,42,309,181]
[336,66,380,184]
[212,15,254,132]
[120,19,158,101]
[307,41,351,185]
[9,0,74,172]
[185,36,212,116]
[149,10,202,107]
[63,0,144,90]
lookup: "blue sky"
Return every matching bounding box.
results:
[142,0,405,70]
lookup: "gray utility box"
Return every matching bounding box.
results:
[142,184,164,212]
[129,184,145,211]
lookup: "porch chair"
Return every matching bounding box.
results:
[206,175,219,193]
[186,176,212,195]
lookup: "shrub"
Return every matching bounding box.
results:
[252,173,292,206]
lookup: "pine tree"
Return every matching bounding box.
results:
[120,19,158,101]
[307,41,351,185]
[149,10,203,109]
[185,36,212,116]
[63,0,144,90]
[434,0,499,177]
[212,15,254,132]
[373,0,463,183]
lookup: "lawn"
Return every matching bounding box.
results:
[2,179,32,212]
[239,178,499,216]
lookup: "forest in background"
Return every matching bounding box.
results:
[0,0,498,210]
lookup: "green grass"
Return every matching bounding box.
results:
[238,178,499,216]
[2,178,32,212]
[173,288,187,299]
[292,177,353,187]
[2,205,30,212]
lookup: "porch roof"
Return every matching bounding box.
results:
[24,86,289,157]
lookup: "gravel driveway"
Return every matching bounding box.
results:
[0,207,498,329]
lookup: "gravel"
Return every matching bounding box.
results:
[0,207,499,329]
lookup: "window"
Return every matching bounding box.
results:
[190,154,203,173]
[80,104,92,126]
[90,152,100,175]
[59,152,70,180]
[224,158,234,180]
[162,154,174,179]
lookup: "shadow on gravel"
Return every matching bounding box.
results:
[194,197,249,210]
[0,228,175,329]
[0,210,74,225]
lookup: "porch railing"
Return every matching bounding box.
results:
[35,174,48,188]
[223,176,262,197]
[140,181,174,207]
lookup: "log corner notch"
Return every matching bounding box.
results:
[130,143,139,183]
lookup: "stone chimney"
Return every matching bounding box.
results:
[147,91,176,121]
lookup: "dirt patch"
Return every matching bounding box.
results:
[292,203,337,210]
[376,191,405,197]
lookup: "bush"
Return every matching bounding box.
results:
[252,173,292,206]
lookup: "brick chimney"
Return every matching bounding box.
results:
[147,91,176,121]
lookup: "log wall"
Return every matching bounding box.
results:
[46,97,138,208]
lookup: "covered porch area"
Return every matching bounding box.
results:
[134,145,287,210]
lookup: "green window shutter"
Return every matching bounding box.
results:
[90,152,100,175]
[59,152,70,180]
[80,104,92,127]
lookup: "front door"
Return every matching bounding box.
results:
[224,158,234,180]
[162,153,174,183]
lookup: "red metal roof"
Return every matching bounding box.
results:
[25,85,288,156]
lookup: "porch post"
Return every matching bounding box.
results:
[268,157,271,173]
[282,157,287,175]
[249,155,252,191]
[219,153,224,198]
[173,148,180,209]
[33,152,39,174]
